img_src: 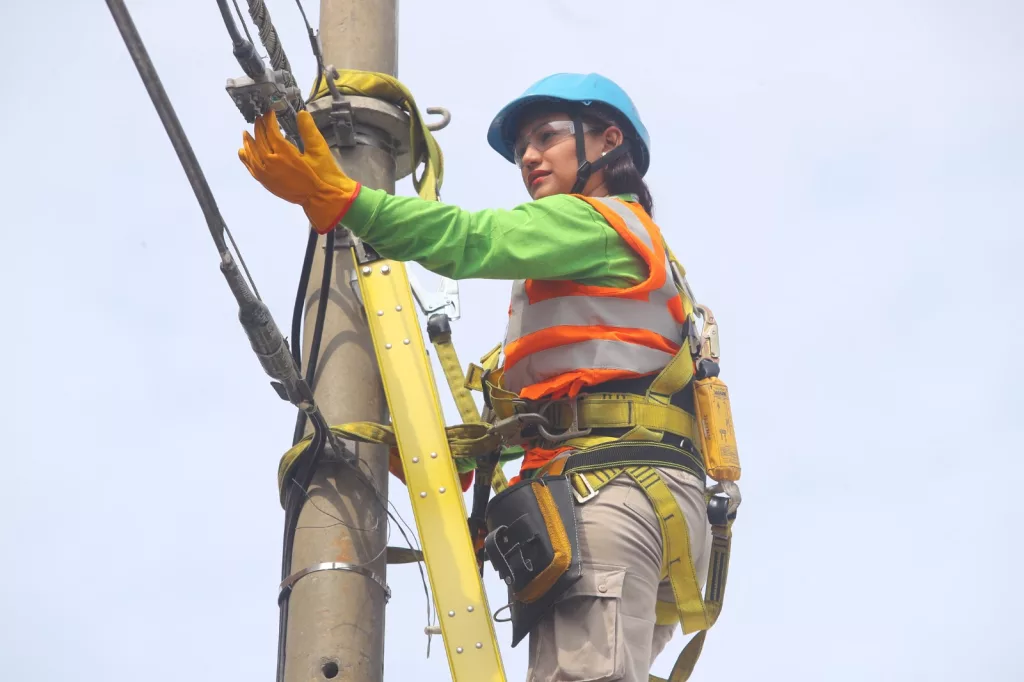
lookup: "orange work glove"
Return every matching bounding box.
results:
[238,109,361,233]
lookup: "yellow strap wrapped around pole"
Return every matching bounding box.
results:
[311,70,444,202]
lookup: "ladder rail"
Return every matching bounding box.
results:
[355,254,507,682]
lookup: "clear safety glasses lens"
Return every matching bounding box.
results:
[513,120,577,167]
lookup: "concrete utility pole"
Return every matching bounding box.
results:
[282,1,399,681]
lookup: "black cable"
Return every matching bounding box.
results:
[217,0,246,45]
[290,230,318,367]
[305,230,334,394]
[291,229,334,445]
[215,0,266,79]
[231,0,256,47]
[290,230,319,444]
[294,0,327,103]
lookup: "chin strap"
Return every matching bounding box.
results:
[569,111,630,194]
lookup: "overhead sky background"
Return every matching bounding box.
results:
[1,1,1021,680]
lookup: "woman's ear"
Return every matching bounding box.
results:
[602,125,624,152]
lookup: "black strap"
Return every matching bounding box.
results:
[569,111,631,194]
[562,441,706,480]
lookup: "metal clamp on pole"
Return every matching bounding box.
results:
[322,65,356,148]
[278,561,391,603]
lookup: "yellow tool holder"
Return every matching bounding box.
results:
[354,251,507,682]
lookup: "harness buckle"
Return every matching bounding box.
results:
[536,396,593,444]
[488,412,552,442]
[570,472,599,504]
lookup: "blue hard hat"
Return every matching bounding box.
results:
[487,73,651,176]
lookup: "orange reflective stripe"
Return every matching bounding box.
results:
[509,445,576,486]
[668,293,686,324]
[504,324,682,369]
[524,195,667,304]
[518,368,657,401]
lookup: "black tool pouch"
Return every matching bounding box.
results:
[483,475,582,647]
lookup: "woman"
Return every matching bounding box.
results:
[240,73,714,682]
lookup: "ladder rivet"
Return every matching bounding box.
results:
[381,265,391,274]
[475,642,483,649]
[466,606,474,612]
[403,339,411,345]
[420,492,427,498]
[430,452,438,459]
[361,266,372,275]
[412,457,419,464]
[448,610,456,617]
[439,487,446,494]
[377,310,384,316]
[456,647,464,654]
[385,343,392,349]
[396,305,403,311]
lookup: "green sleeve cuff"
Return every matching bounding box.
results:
[340,186,388,237]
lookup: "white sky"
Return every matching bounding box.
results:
[1,1,1022,680]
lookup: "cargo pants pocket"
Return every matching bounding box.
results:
[527,565,627,682]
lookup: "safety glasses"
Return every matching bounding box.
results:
[513,120,594,167]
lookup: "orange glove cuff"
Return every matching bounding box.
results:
[303,182,362,234]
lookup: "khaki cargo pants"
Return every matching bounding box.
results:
[525,467,712,682]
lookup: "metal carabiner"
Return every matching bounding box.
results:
[695,303,720,361]
[488,412,553,441]
[536,397,592,444]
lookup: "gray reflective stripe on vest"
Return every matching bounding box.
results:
[503,339,677,393]
[506,293,684,345]
[589,196,655,252]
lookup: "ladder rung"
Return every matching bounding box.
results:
[386,546,424,564]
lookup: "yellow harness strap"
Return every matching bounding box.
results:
[429,329,508,493]
[567,465,731,682]
[546,394,698,439]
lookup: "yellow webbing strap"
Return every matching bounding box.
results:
[568,466,731,682]
[311,70,443,202]
[278,421,502,496]
[430,331,508,493]
[465,343,503,393]
[546,394,698,440]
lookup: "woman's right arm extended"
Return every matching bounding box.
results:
[341,188,645,287]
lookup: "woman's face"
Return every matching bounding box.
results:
[514,111,623,200]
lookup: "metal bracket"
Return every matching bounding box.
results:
[408,270,461,320]
[225,68,303,141]
[279,561,391,603]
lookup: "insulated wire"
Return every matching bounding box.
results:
[231,0,256,47]
[290,228,334,445]
[294,0,325,102]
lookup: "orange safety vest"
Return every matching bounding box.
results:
[502,195,690,479]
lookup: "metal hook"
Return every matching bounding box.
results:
[425,107,451,131]
[324,64,343,103]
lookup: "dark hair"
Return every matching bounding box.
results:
[582,109,654,217]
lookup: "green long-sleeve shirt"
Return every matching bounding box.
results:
[341,188,647,288]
